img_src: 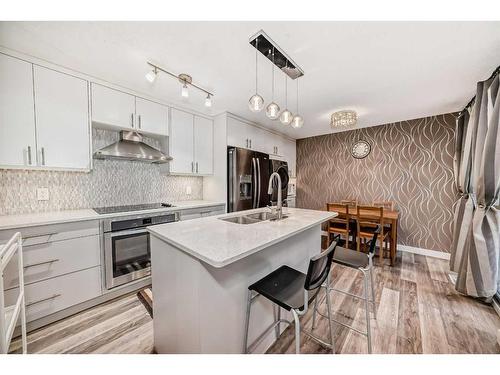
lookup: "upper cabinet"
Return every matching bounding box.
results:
[193,116,214,175]
[91,84,168,137]
[34,66,90,170]
[0,54,37,168]
[226,114,296,176]
[169,109,213,175]
[135,97,169,136]
[91,84,135,129]
[0,53,91,171]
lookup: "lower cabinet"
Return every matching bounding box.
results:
[3,235,100,290]
[179,205,225,221]
[5,266,102,323]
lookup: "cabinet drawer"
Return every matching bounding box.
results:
[0,220,99,246]
[3,235,100,290]
[5,267,102,323]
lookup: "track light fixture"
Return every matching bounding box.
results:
[145,62,214,106]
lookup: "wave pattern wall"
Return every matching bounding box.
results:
[296,113,458,253]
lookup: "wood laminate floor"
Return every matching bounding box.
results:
[9,253,500,354]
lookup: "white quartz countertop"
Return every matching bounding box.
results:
[0,200,226,230]
[148,207,337,268]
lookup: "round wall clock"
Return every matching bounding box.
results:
[351,140,371,159]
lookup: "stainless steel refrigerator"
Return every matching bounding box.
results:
[227,147,270,212]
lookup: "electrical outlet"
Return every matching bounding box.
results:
[37,187,49,201]
[186,186,192,195]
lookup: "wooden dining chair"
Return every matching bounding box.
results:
[326,203,353,249]
[356,205,390,260]
[372,201,394,211]
[340,199,358,211]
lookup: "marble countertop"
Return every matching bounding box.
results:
[0,200,226,230]
[148,207,337,268]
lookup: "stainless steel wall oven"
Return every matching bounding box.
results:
[102,211,179,289]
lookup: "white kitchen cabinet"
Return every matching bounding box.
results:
[194,116,213,175]
[170,109,195,174]
[227,116,250,149]
[282,139,297,177]
[34,66,90,170]
[135,97,169,136]
[91,83,136,130]
[170,109,214,176]
[0,53,37,168]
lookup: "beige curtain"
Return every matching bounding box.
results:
[450,73,500,299]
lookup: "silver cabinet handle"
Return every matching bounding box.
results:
[23,232,59,241]
[131,113,134,127]
[24,259,60,269]
[41,147,45,166]
[27,146,32,165]
[196,162,199,173]
[245,139,248,148]
[191,161,194,173]
[250,139,252,148]
[27,294,61,307]
[138,114,142,129]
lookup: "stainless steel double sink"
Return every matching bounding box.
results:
[218,211,288,224]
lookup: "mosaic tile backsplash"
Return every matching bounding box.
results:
[0,129,203,215]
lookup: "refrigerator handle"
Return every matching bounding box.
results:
[256,158,261,208]
[228,149,236,212]
[252,157,257,209]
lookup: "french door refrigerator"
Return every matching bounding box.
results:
[227,147,270,212]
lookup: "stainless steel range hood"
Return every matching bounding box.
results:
[94,131,172,164]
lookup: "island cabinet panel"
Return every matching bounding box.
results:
[0,53,36,168]
[151,225,321,354]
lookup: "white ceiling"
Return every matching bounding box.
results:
[1,21,500,139]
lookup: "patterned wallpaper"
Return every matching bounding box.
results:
[296,113,458,252]
[0,129,203,215]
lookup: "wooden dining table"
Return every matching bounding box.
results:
[328,206,399,265]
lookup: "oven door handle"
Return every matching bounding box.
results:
[108,228,150,237]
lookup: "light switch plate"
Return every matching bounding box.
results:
[37,187,50,201]
[186,186,192,195]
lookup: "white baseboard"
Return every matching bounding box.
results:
[398,244,451,260]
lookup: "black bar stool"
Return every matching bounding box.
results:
[312,225,380,353]
[243,239,338,354]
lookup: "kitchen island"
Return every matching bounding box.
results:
[149,207,336,354]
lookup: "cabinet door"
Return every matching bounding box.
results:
[283,139,296,177]
[135,97,169,136]
[170,109,194,174]
[0,54,36,167]
[91,83,136,129]
[34,66,90,169]
[248,125,270,154]
[227,117,249,149]
[194,116,213,175]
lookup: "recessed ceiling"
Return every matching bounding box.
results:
[1,21,499,139]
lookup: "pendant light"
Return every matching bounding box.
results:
[248,37,264,112]
[279,67,293,125]
[266,48,280,120]
[205,93,212,107]
[145,67,158,83]
[291,78,304,129]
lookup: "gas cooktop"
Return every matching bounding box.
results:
[93,203,175,215]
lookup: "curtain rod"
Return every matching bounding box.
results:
[459,64,500,117]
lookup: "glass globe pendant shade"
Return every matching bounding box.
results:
[291,114,304,129]
[248,94,264,112]
[279,109,293,125]
[266,102,280,120]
